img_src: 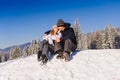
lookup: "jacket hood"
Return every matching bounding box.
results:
[65,23,71,29]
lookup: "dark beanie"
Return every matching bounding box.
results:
[57,19,66,27]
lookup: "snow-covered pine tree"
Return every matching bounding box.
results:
[88,32,96,49]
[111,27,118,48]
[37,39,41,51]
[9,46,20,60]
[102,26,108,49]
[72,19,87,50]
[28,40,38,55]
[82,34,88,49]
[102,24,117,49]
[1,54,6,62]
[72,19,81,49]
[107,24,114,49]
[22,39,40,56]
[94,30,102,49]
[114,35,120,49]
[113,28,120,48]
[22,46,29,56]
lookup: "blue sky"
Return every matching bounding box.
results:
[0,0,120,49]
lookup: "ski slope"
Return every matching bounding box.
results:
[0,49,120,80]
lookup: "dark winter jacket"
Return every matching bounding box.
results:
[60,26,77,46]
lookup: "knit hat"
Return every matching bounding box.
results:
[57,19,66,27]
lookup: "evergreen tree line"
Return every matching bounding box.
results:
[0,40,40,63]
[73,19,120,50]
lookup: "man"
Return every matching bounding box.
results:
[54,19,77,62]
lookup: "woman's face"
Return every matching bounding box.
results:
[53,27,58,32]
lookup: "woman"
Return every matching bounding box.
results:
[37,25,61,64]
[43,25,61,46]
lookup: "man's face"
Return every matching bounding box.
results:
[58,26,65,31]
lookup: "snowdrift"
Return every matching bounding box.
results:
[0,49,120,80]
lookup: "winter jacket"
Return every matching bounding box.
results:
[60,26,77,46]
[43,32,62,45]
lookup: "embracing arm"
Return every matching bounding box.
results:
[44,30,51,35]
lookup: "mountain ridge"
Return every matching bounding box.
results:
[0,42,31,54]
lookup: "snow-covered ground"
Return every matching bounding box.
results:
[0,49,120,80]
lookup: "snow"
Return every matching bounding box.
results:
[0,49,120,80]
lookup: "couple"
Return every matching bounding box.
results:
[37,19,77,64]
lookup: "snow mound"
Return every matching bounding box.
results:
[0,49,120,80]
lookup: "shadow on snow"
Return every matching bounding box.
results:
[48,50,81,61]
[69,50,81,61]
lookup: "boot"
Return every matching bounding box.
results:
[56,51,64,59]
[38,51,42,62]
[41,55,48,65]
[63,52,70,62]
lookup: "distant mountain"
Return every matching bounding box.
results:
[19,42,31,50]
[0,50,3,54]
[0,42,31,54]
[0,49,3,52]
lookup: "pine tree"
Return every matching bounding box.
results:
[88,32,96,49]
[37,39,41,51]
[114,29,120,49]
[114,35,120,49]
[22,39,41,56]
[94,30,102,49]
[102,26,108,49]
[82,34,88,49]
[22,46,29,56]
[1,54,6,62]
[72,19,81,44]
[102,24,117,49]
[29,40,39,55]
[9,46,20,60]
[111,27,118,48]
[72,19,87,50]
[107,24,113,48]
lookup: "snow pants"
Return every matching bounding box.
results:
[54,39,77,53]
[39,40,54,56]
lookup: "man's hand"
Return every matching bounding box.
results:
[56,37,60,43]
